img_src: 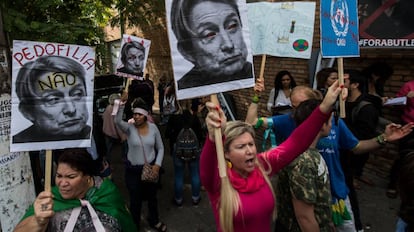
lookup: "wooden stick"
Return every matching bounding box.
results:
[259,54,266,81]
[44,150,52,191]
[125,77,132,93]
[337,58,346,118]
[210,94,227,178]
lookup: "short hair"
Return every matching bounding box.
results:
[170,0,241,53]
[316,68,337,90]
[223,121,255,153]
[345,69,367,94]
[57,148,97,176]
[293,99,322,125]
[120,41,146,65]
[16,56,86,106]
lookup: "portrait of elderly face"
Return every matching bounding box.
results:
[171,0,253,90]
[117,41,146,76]
[12,55,91,143]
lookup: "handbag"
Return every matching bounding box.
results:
[138,134,159,183]
[141,162,158,182]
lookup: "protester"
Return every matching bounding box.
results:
[201,80,345,232]
[343,69,379,187]
[266,70,296,114]
[316,67,339,96]
[12,55,91,143]
[124,79,155,120]
[246,80,414,232]
[102,93,127,164]
[114,95,167,232]
[362,62,393,113]
[166,99,203,207]
[395,152,414,232]
[170,0,253,89]
[387,80,414,198]
[157,75,167,119]
[276,99,335,232]
[14,148,136,231]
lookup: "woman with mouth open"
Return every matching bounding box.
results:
[200,80,347,232]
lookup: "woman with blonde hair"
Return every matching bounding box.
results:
[200,80,346,232]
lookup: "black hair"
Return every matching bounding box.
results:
[345,69,367,95]
[57,148,97,176]
[273,70,296,105]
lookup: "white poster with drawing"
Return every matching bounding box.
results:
[248,2,316,59]
[165,0,255,100]
[10,40,94,152]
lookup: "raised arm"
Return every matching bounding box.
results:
[264,80,345,172]
[245,79,270,128]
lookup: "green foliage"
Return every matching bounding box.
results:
[1,0,114,45]
[111,0,166,30]
[0,0,117,74]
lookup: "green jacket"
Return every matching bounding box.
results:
[22,178,137,232]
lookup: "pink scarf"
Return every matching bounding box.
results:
[228,167,266,193]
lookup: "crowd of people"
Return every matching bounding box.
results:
[13,59,414,232]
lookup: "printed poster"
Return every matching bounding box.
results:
[115,34,151,79]
[320,0,360,57]
[358,0,414,48]
[248,2,316,59]
[10,40,95,152]
[165,0,255,100]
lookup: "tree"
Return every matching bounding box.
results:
[0,0,115,73]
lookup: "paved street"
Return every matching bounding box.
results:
[109,114,400,232]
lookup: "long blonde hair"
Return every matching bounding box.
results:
[219,121,276,232]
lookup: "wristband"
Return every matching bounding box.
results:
[254,117,264,129]
[376,134,387,145]
[252,95,260,104]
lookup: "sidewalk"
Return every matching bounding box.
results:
[109,116,400,232]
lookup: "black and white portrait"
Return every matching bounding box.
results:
[166,0,255,99]
[115,35,151,79]
[11,40,95,152]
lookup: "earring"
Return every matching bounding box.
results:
[227,161,232,169]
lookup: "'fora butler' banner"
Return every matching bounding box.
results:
[358,0,414,48]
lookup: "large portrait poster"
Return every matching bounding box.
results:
[248,2,316,59]
[165,0,255,100]
[358,0,414,47]
[115,34,151,79]
[320,0,359,57]
[10,40,95,152]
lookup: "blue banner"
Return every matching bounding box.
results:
[320,0,359,57]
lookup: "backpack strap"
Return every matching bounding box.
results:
[262,118,277,151]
